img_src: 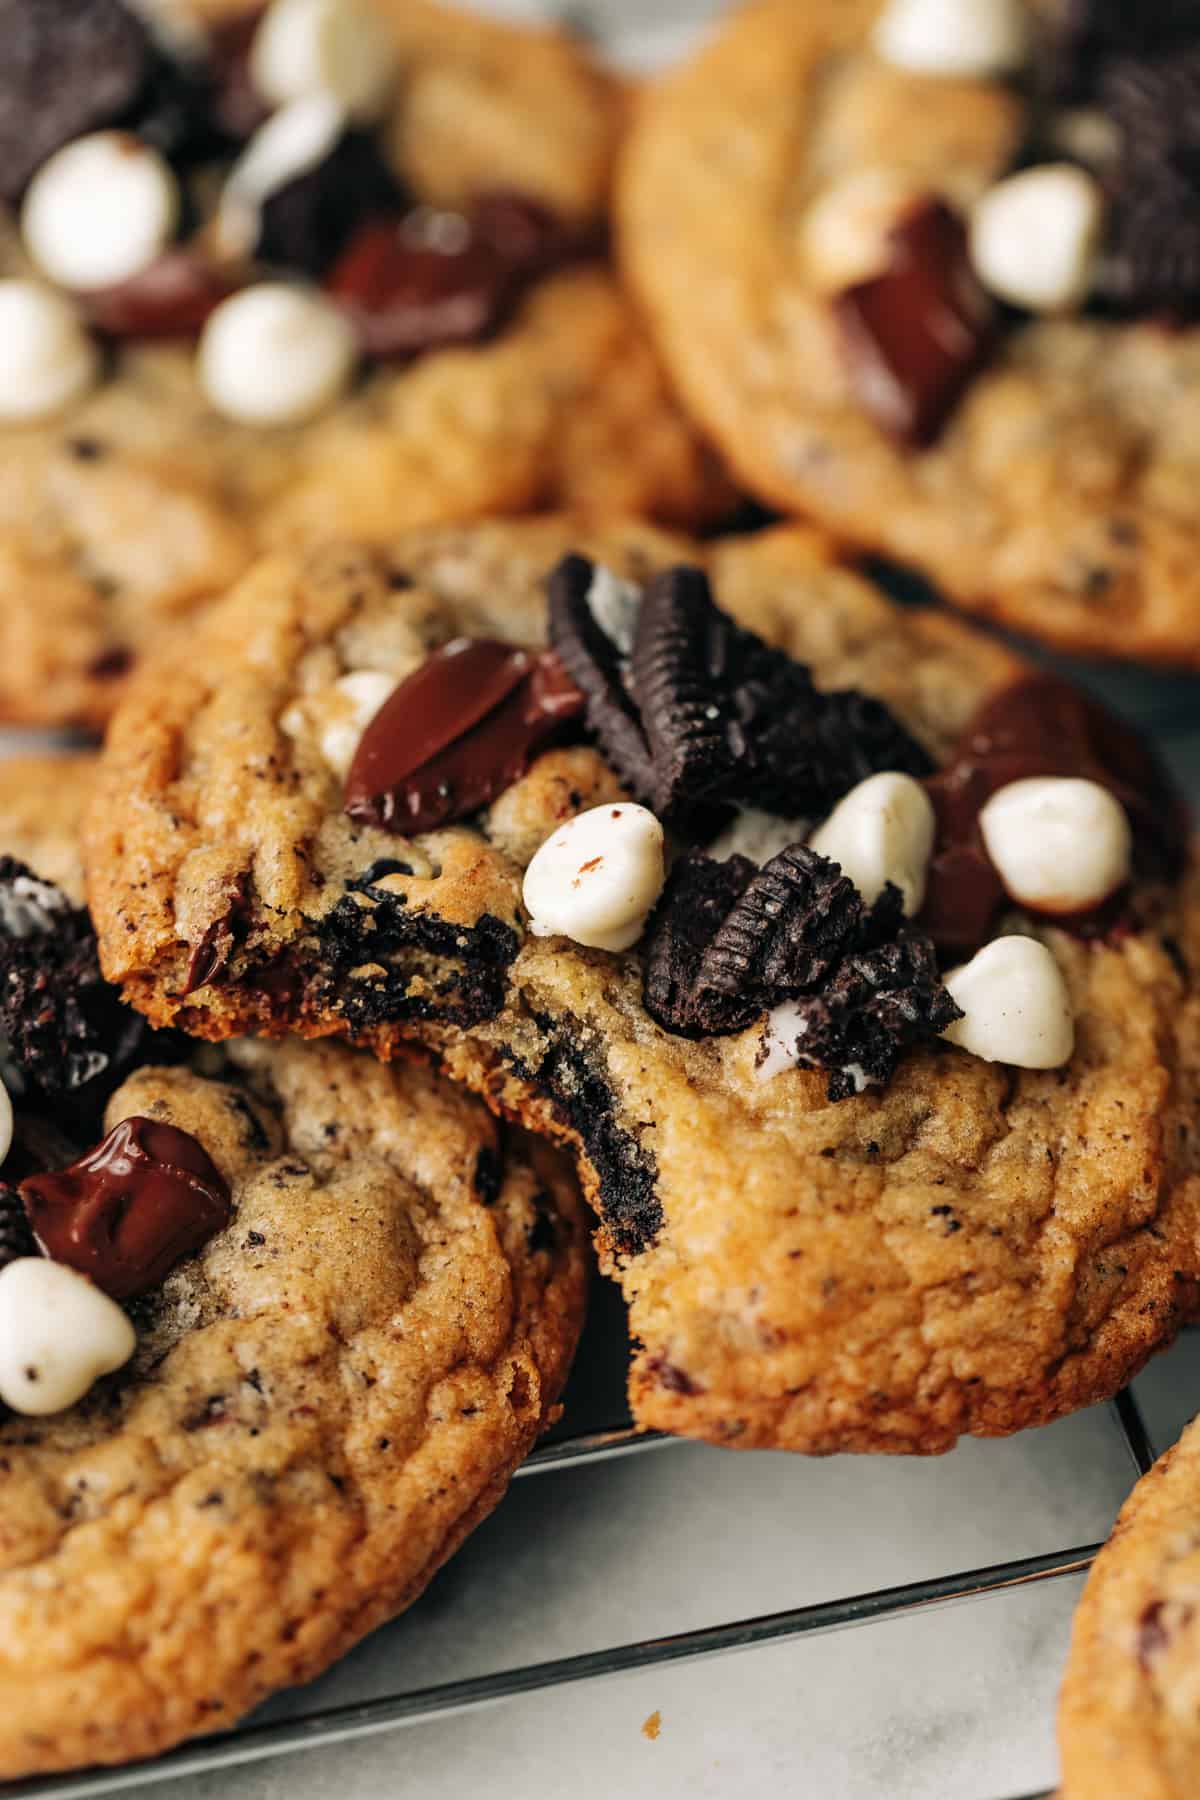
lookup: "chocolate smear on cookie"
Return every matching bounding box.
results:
[344,638,584,833]
[833,202,994,446]
[21,1116,232,1300]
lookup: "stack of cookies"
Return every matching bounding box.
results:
[0,1,1197,1792]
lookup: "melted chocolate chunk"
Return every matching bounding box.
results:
[0,857,168,1133]
[0,1184,36,1270]
[20,1116,232,1300]
[833,201,994,446]
[782,935,963,1103]
[85,248,234,340]
[327,213,513,358]
[1136,1595,1194,1670]
[921,674,1187,953]
[344,639,584,834]
[0,0,154,200]
[259,129,404,277]
[470,189,579,274]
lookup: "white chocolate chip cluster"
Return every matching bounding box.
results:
[868,0,1108,317]
[0,1084,136,1417]
[2,0,399,428]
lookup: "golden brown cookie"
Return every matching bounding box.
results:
[617,0,1200,669]
[0,751,97,903]
[1059,1414,1200,1799]
[0,0,727,731]
[84,518,1200,1454]
[0,1036,585,1778]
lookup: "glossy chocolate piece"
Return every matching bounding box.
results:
[85,248,234,339]
[326,213,511,358]
[833,201,994,446]
[344,639,584,834]
[21,1116,232,1301]
[921,673,1188,952]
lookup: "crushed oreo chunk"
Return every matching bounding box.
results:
[642,842,958,1099]
[1100,54,1200,314]
[0,0,154,200]
[547,554,932,826]
[0,857,166,1132]
[1043,1,1200,103]
[776,936,963,1102]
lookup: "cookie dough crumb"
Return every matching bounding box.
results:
[641,1710,662,1742]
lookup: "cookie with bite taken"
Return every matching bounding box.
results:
[85,517,1200,1454]
[618,0,1200,668]
[0,749,587,1778]
[0,0,729,729]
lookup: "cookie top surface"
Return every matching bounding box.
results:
[618,0,1200,668]
[1059,1413,1200,1799]
[85,516,1200,1454]
[0,0,728,729]
[0,1033,585,1778]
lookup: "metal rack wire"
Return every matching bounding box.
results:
[8,1383,1159,1800]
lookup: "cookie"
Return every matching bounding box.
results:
[0,750,97,903]
[1058,1413,1200,1798]
[0,0,728,730]
[617,0,1200,668]
[85,517,1200,1454]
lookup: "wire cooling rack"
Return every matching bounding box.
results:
[4,1301,1159,1800]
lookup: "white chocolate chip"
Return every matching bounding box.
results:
[198,283,357,427]
[969,164,1103,313]
[0,1259,135,1416]
[22,131,180,292]
[808,772,936,915]
[318,670,397,778]
[216,93,348,262]
[942,935,1074,1069]
[251,0,398,120]
[0,1079,11,1169]
[801,167,922,292]
[874,0,1029,77]
[706,809,810,867]
[978,776,1132,914]
[0,282,99,423]
[586,564,642,657]
[523,803,665,953]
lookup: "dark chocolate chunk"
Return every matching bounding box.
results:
[642,852,758,1037]
[0,0,154,200]
[469,189,579,275]
[258,129,404,277]
[780,934,963,1102]
[85,248,234,340]
[833,201,994,446]
[344,640,584,834]
[546,553,656,800]
[327,211,512,357]
[21,1116,233,1300]
[631,567,743,819]
[0,857,166,1132]
[0,1184,36,1270]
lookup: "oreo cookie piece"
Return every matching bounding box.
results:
[642,844,863,1038]
[0,856,166,1132]
[1042,0,1200,102]
[632,567,743,819]
[546,553,655,799]
[778,934,963,1103]
[0,0,155,200]
[642,851,758,1037]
